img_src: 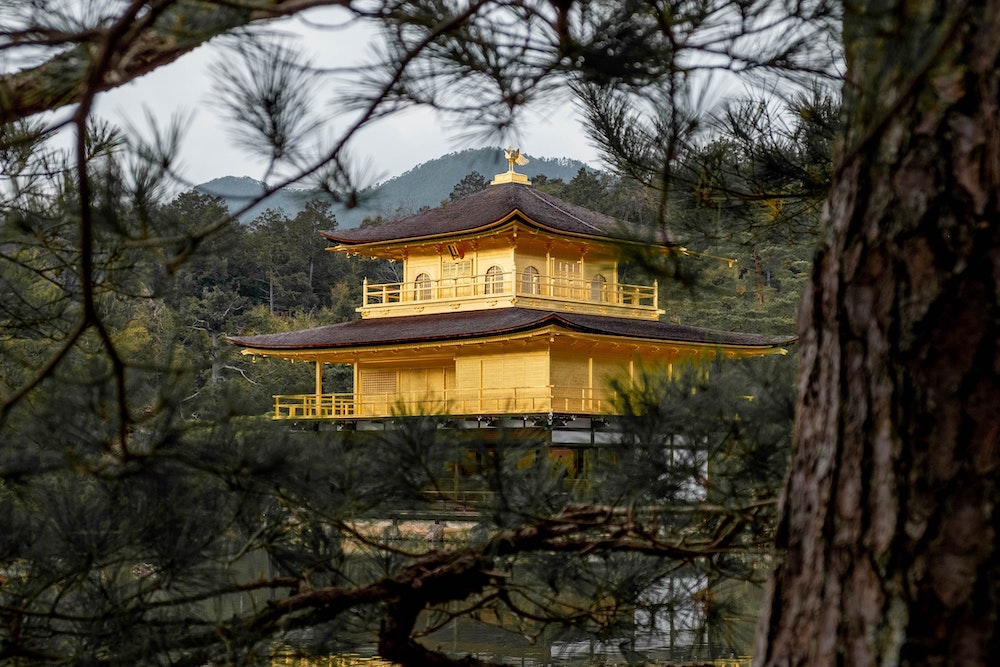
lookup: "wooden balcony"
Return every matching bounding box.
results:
[272,387,618,420]
[359,271,660,320]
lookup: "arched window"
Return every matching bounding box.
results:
[414,273,432,300]
[521,266,540,295]
[590,274,608,302]
[484,265,505,294]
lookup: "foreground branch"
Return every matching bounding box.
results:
[0,0,352,124]
[122,504,747,667]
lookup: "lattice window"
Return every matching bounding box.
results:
[361,370,398,395]
[553,260,581,297]
[554,260,581,277]
[443,259,472,279]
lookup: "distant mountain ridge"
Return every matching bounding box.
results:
[195,147,593,227]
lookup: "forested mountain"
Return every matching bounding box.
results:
[196,147,590,227]
[194,175,318,225]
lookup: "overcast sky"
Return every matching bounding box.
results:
[91,6,601,189]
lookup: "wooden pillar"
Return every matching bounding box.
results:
[587,353,594,412]
[315,360,322,417]
[353,360,360,416]
[545,245,552,296]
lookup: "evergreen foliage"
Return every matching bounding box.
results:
[0,1,849,664]
[2,0,985,663]
[448,170,489,201]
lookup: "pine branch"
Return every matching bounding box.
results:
[0,0,353,124]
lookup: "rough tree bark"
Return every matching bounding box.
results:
[756,1,1000,665]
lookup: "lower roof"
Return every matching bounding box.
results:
[227,308,794,352]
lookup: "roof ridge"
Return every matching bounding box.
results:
[523,187,607,233]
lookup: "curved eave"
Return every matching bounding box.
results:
[325,212,521,257]
[542,314,793,356]
[550,330,792,357]
[325,212,669,258]
[228,311,562,354]
[236,330,789,363]
[236,327,557,361]
[227,309,794,361]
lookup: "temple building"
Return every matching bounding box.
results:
[227,150,792,430]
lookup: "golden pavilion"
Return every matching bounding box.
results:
[227,150,791,426]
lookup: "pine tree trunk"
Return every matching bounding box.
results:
[755,1,1000,665]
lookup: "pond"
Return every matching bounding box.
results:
[219,519,758,667]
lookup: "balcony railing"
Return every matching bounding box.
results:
[274,393,357,419]
[272,387,617,420]
[361,271,658,313]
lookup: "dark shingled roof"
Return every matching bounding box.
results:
[227,308,794,351]
[321,182,666,245]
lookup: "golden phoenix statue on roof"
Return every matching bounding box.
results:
[503,146,529,172]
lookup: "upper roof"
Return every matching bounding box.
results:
[227,308,793,351]
[321,182,668,247]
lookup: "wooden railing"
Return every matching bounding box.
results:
[274,393,357,419]
[361,271,658,311]
[272,387,617,420]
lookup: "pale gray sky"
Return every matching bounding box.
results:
[95,6,601,188]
